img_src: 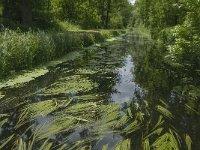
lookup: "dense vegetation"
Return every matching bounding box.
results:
[130,0,200,149]
[0,0,132,78]
[0,29,124,77]
[134,0,200,77]
[133,0,200,114]
[0,0,200,150]
[0,0,132,30]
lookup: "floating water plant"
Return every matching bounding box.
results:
[74,94,102,103]
[40,75,98,96]
[76,69,97,75]
[0,68,49,90]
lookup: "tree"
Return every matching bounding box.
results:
[20,0,32,26]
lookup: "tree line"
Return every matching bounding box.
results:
[134,0,200,77]
[0,0,133,29]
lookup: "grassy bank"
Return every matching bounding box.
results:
[0,29,125,78]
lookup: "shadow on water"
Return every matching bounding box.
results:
[0,32,199,149]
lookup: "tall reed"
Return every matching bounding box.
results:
[0,29,124,78]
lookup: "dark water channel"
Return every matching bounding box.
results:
[0,33,199,149]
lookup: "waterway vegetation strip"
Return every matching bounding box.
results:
[0,33,126,91]
[0,98,194,150]
[0,29,199,150]
[0,29,125,78]
[0,51,82,90]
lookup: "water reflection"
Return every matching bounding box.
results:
[129,32,200,149]
[0,32,199,149]
[111,55,144,104]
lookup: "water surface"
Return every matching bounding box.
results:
[0,33,199,149]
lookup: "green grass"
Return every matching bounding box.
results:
[56,20,81,31]
[0,28,125,78]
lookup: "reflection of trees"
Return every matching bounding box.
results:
[130,40,172,100]
[129,33,200,149]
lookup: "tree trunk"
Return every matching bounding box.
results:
[20,0,32,27]
[98,0,106,27]
[105,0,111,28]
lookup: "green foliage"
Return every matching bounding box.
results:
[1,0,133,29]
[151,130,180,150]
[135,0,200,85]
[114,139,131,150]
[0,28,122,78]
[113,101,193,150]
[0,29,54,76]
[56,21,81,31]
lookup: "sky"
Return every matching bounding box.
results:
[129,0,136,4]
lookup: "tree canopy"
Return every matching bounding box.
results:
[0,0,133,29]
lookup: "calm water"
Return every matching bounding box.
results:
[0,33,199,149]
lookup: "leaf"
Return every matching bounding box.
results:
[155,105,173,119]
[114,139,131,150]
[57,144,67,150]
[15,99,72,129]
[0,134,14,149]
[0,117,9,127]
[68,136,103,150]
[151,115,165,131]
[143,138,150,150]
[17,138,26,150]
[122,120,142,135]
[127,108,133,118]
[144,128,163,139]
[152,131,179,150]
[185,134,192,150]
[39,138,50,150]
[102,144,109,150]
[113,115,129,128]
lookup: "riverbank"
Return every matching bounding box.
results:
[0,29,126,78]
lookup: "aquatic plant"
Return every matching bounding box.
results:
[77,100,194,150]
[0,92,5,99]
[40,75,98,96]
[0,99,101,149]
[14,99,72,129]
[0,96,195,150]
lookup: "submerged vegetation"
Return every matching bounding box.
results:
[0,0,200,149]
[40,75,98,96]
[0,96,195,149]
[0,31,199,149]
